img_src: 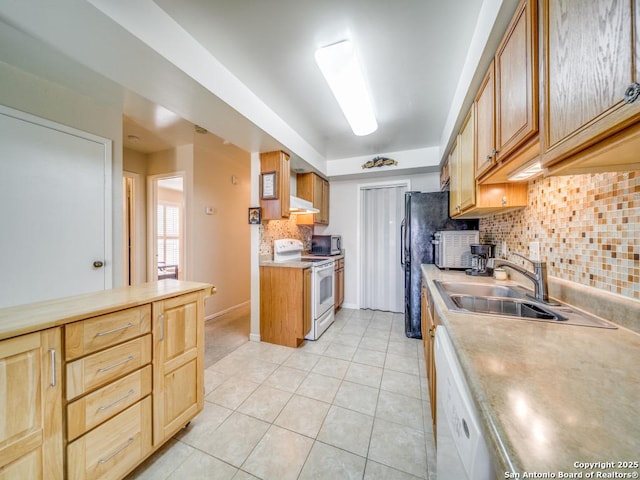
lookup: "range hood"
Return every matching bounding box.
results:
[289,195,319,214]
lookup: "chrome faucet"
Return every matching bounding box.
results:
[494,253,555,304]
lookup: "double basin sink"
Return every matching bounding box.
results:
[433,280,616,329]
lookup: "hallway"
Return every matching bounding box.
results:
[128,308,436,479]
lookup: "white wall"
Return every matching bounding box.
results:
[0,60,125,286]
[320,171,441,308]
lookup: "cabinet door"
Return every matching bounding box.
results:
[0,329,63,480]
[260,151,290,220]
[541,0,640,166]
[448,141,460,217]
[321,178,330,224]
[303,268,312,337]
[475,61,496,178]
[495,0,538,161]
[152,292,204,445]
[458,107,476,212]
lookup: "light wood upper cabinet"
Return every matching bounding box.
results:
[449,107,476,216]
[260,151,290,220]
[540,0,640,175]
[475,61,496,179]
[475,0,540,184]
[0,329,63,480]
[152,291,205,446]
[448,140,460,218]
[458,107,476,212]
[495,0,538,161]
[296,172,330,225]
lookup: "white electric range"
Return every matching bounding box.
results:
[273,239,335,340]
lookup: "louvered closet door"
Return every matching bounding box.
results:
[360,184,407,312]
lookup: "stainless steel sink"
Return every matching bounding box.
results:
[450,295,565,321]
[435,281,528,299]
[433,280,616,329]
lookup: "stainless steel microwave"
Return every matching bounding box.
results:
[311,235,342,255]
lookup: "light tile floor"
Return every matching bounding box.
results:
[127,308,436,480]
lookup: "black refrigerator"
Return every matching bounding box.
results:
[401,191,478,338]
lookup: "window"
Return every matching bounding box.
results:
[157,203,181,278]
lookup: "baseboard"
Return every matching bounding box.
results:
[249,333,261,342]
[204,300,250,322]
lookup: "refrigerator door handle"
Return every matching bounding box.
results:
[400,218,406,266]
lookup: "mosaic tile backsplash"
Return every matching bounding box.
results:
[480,171,640,300]
[259,216,313,256]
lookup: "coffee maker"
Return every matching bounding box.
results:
[466,244,495,276]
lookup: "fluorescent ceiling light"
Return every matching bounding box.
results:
[315,40,378,136]
[507,161,544,181]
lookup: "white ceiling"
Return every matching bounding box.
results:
[153,0,484,160]
[0,0,516,173]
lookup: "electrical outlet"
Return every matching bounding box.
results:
[529,241,540,261]
[501,240,507,258]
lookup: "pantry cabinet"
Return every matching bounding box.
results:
[0,281,212,480]
[0,328,63,480]
[540,0,640,175]
[296,172,330,225]
[260,150,290,220]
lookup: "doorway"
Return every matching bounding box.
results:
[148,173,186,281]
[359,182,408,312]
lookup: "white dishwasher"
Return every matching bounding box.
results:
[435,326,494,480]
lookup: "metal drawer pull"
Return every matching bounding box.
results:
[98,437,134,464]
[49,349,56,387]
[95,323,134,337]
[97,389,135,411]
[97,355,134,373]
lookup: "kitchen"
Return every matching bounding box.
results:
[1,0,640,479]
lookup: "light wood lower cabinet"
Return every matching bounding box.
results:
[152,292,204,446]
[420,281,438,441]
[0,282,211,480]
[260,266,311,347]
[0,328,63,480]
[67,397,152,480]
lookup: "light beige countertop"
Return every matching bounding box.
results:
[0,280,213,341]
[259,252,345,268]
[422,264,640,476]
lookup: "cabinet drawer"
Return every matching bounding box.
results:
[67,396,152,480]
[66,336,152,400]
[66,305,151,361]
[67,366,152,441]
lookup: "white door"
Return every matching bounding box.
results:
[0,106,112,308]
[360,183,407,312]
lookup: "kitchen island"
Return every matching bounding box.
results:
[422,264,640,477]
[0,280,213,480]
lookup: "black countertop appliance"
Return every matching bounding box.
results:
[401,191,478,338]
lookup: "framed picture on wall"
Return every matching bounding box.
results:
[261,171,277,199]
[248,207,261,224]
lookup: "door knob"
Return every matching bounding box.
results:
[93,261,104,268]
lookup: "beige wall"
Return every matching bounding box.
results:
[193,140,251,317]
[124,140,251,319]
[0,60,125,285]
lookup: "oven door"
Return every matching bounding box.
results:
[314,262,335,317]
